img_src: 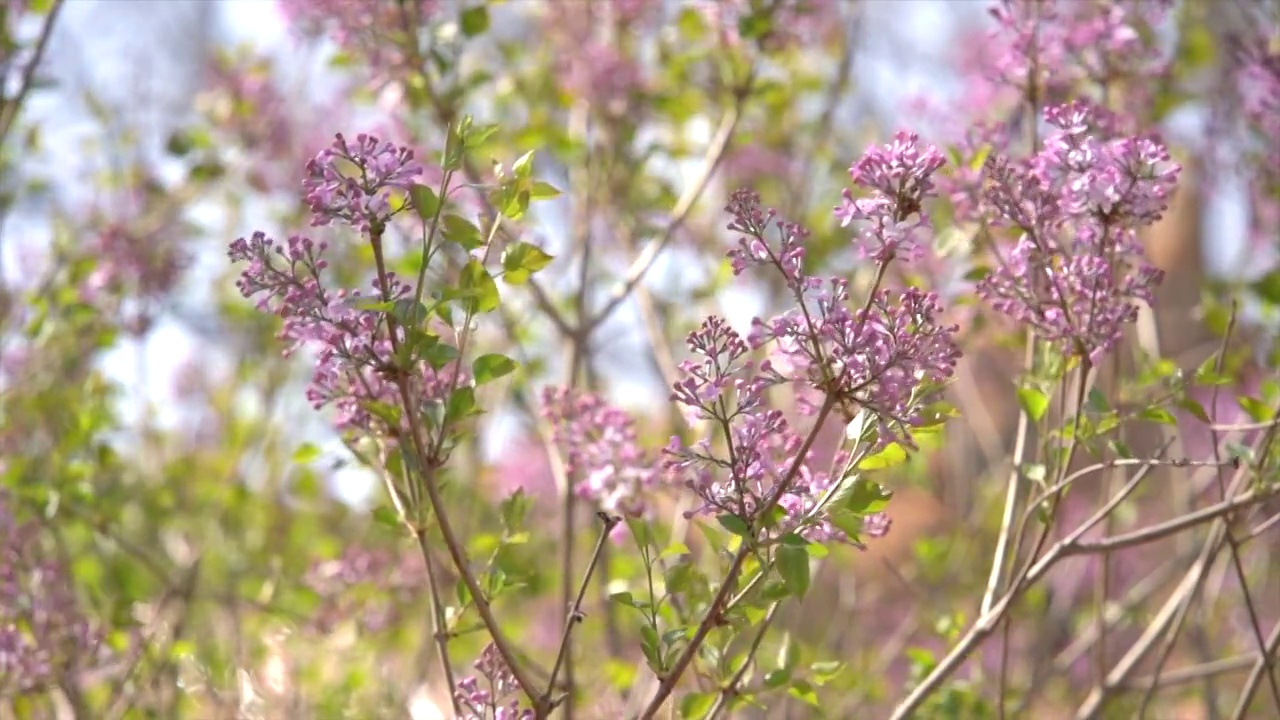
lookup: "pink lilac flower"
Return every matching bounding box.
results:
[303,133,424,231]
[228,231,465,435]
[1229,32,1280,260]
[701,0,841,51]
[986,0,1172,105]
[834,132,947,264]
[278,0,437,81]
[556,42,646,115]
[539,387,660,518]
[454,644,533,720]
[1,493,106,695]
[663,318,899,545]
[976,102,1177,363]
[303,546,427,634]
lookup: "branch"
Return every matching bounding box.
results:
[545,512,622,711]
[586,101,742,333]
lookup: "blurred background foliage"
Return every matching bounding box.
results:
[1,1,1278,718]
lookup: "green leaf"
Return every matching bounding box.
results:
[664,561,695,594]
[640,625,662,671]
[788,679,819,706]
[1238,395,1272,423]
[1250,269,1280,305]
[716,513,751,537]
[500,488,530,531]
[659,541,690,560]
[776,631,799,671]
[458,259,500,313]
[372,506,401,528]
[776,545,810,597]
[501,241,554,285]
[764,669,791,688]
[1022,462,1047,484]
[1017,386,1050,422]
[473,353,517,385]
[842,479,893,514]
[810,661,846,686]
[442,214,484,251]
[530,181,562,199]
[421,341,460,370]
[1178,397,1211,424]
[410,183,440,220]
[857,443,907,471]
[445,386,478,425]
[512,150,535,179]
[1139,406,1177,426]
[292,442,322,464]
[460,4,489,36]
[679,692,715,719]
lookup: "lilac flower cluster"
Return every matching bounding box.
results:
[987,0,1173,103]
[303,133,424,232]
[834,131,948,263]
[664,318,892,544]
[230,135,462,436]
[702,0,841,51]
[976,102,1178,364]
[279,0,437,81]
[303,546,427,634]
[539,387,660,518]
[1,495,105,695]
[229,231,464,434]
[454,644,533,720]
[1230,33,1280,257]
[667,134,960,540]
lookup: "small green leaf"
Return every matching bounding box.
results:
[500,488,529,531]
[512,150,535,179]
[372,506,401,528]
[764,669,791,688]
[421,341,460,370]
[458,259,500,313]
[292,442,322,464]
[1017,386,1050,422]
[1140,406,1177,426]
[410,183,440,220]
[1022,462,1047,484]
[857,443,907,471]
[679,692,715,719]
[445,386,478,425]
[442,214,483,250]
[640,625,662,671]
[1237,395,1272,423]
[659,541,690,559]
[460,4,489,36]
[810,660,846,686]
[842,479,893,514]
[473,353,517,385]
[788,679,819,706]
[1178,397,1211,423]
[501,241,554,285]
[717,513,751,537]
[530,181,562,199]
[1250,269,1280,305]
[776,545,810,597]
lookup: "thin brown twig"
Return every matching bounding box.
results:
[706,602,783,719]
[0,0,65,142]
[586,101,743,333]
[545,512,622,711]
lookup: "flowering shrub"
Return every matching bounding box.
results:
[3,1,1280,719]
